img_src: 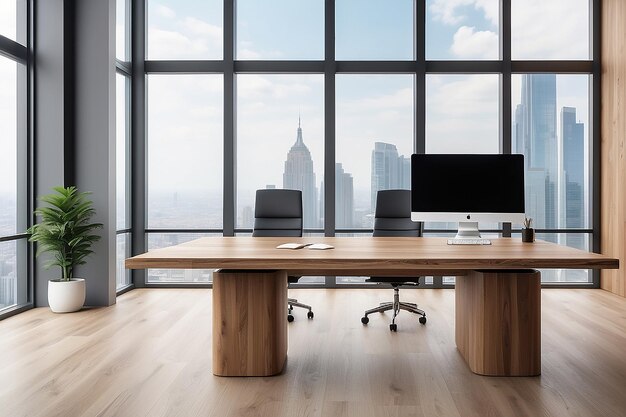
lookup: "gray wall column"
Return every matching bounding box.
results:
[73,0,116,306]
[33,0,69,307]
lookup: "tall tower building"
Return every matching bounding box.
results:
[560,107,585,248]
[335,163,354,228]
[370,142,411,213]
[283,118,318,228]
[515,74,558,231]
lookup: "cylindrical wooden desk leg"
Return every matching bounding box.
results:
[455,269,541,376]
[212,270,288,377]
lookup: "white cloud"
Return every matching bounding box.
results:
[237,75,313,100]
[155,4,176,19]
[147,13,222,59]
[511,0,589,59]
[430,0,588,59]
[474,0,499,26]
[426,75,499,154]
[147,25,222,60]
[429,0,473,25]
[236,46,284,60]
[147,75,224,196]
[183,17,221,40]
[451,26,498,59]
[429,0,498,26]
[236,48,261,59]
[344,87,413,113]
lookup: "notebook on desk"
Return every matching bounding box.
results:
[275,243,335,250]
[307,243,334,250]
[276,243,311,249]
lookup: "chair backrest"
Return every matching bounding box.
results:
[252,189,303,237]
[373,189,422,237]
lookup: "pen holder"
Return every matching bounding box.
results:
[521,228,535,243]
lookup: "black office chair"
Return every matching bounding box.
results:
[361,189,426,331]
[252,189,314,322]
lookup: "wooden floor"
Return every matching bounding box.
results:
[1,288,626,417]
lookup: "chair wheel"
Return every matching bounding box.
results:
[389,323,397,332]
[287,314,294,322]
[419,316,427,324]
[307,311,314,319]
[361,316,369,324]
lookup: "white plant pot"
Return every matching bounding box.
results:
[48,278,86,313]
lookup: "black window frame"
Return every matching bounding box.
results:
[0,0,35,319]
[132,0,601,289]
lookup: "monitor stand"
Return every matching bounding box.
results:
[455,221,481,239]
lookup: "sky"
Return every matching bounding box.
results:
[0,0,593,217]
[140,0,592,206]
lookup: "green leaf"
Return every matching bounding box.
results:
[29,186,102,279]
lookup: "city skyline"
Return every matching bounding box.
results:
[238,119,416,231]
[513,74,587,233]
[2,91,593,292]
[513,73,588,281]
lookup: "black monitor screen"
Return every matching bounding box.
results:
[411,154,525,213]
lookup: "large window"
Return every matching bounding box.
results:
[116,0,132,291]
[115,72,131,290]
[0,0,30,315]
[144,73,223,283]
[140,0,598,286]
[146,74,223,230]
[336,75,414,229]
[236,74,324,229]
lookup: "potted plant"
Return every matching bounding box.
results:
[28,186,102,313]
[522,217,535,243]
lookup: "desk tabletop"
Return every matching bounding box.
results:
[125,237,618,276]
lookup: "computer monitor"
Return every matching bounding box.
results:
[411,154,525,239]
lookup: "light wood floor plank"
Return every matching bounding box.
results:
[1,288,626,417]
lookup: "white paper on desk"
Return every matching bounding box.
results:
[276,243,311,249]
[307,243,334,250]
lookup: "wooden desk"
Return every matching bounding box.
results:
[126,237,618,377]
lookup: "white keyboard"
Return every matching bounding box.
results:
[447,238,492,245]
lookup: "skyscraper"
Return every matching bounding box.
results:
[335,163,354,228]
[514,74,558,231]
[560,106,585,248]
[283,118,318,228]
[370,142,411,213]
[319,163,354,228]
